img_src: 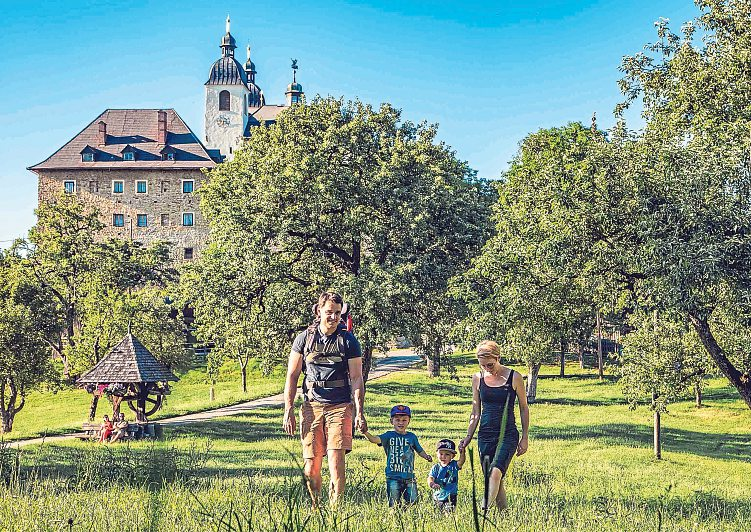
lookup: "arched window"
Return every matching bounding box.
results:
[219,90,230,111]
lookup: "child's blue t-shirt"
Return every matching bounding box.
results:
[379,430,424,480]
[429,460,460,501]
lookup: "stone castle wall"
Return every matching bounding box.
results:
[38,169,210,260]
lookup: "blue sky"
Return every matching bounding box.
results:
[0,0,701,243]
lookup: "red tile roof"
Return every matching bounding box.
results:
[29,109,217,171]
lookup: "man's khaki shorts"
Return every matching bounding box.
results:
[300,401,353,459]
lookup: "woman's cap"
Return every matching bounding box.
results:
[390,404,412,418]
[436,439,457,454]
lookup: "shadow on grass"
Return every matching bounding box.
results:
[533,423,751,462]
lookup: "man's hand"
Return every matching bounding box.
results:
[458,436,471,451]
[283,409,297,437]
[355,413,368,433]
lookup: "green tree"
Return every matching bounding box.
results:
[615,3,751,407]
[454,123,603,400]
[22,194,178,381]
[620,311,707,458]
[0,249,56,433]
[197,97,492,378]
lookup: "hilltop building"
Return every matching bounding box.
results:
[28,17,304,260]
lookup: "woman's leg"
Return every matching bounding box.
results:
[486,467,503,510]
[495,475,508,510]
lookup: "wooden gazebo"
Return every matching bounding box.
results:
[77,333,179,422]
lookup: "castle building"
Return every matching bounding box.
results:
[28,18,304,260]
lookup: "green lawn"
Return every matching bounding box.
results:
[1,355,749,531]
[2,358,285,440]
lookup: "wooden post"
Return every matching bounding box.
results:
[88,395,99,422]
[597,312,604,380]
[653,392,661,459]
[559,337,566,377]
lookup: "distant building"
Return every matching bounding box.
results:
[28,17,304,260]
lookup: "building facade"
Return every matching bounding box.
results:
[29,18,304,260]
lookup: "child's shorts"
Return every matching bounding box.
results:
[386,478,418,507]
[434,493,457,512]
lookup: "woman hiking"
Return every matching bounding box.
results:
[459,340,529,511]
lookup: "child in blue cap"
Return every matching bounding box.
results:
[362,404,433,507]
[428,439,466,511]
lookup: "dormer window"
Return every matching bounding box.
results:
[80,145,97,162]
[121,145,137,161]
[160,145,177,161]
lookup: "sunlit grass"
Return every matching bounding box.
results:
[2,355,750,530]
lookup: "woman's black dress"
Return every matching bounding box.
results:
[477,370,519,478]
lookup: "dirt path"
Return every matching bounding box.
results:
[8,349,420,448]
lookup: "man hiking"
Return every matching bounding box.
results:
[283,291,367,507]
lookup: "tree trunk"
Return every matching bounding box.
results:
[362,344,374,383]
[653,405,662,460]
[209,380,216,402]
[597,312,604,380]
[578,342,584,369]
[1,411,12,433]
[427,347,440,377]
[559,338,566,377]
[88,395,99,422]
[526,362,541,403]
[689,313,751,409]
[695,382,702,408]
[238,356,248,394]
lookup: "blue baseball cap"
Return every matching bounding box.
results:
[390,404,412,418]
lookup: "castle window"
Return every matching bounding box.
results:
[113,214,124,227]
[123,151,135,161]
[137,214,148,227]
[136,180,148,194]
[184,247,194,260]
[160,214,169,226]
[63,181,76,194]
[161,181,168,193]
[182,212,194,226]
[182,180,194,193]
[88,180,99,193]
[219,90,230,111]
[112,180,124,194]
[82,152,94,162]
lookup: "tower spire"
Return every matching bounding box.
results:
[285,59,304,106]
[220,15,237,57]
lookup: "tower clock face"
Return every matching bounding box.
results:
[216,115,231,127]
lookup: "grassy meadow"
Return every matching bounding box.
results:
[1,354,750,531]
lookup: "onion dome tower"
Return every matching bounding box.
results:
[285,59,304,106]
[244,44,263,108]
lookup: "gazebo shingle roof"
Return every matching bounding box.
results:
[77,334,178,384]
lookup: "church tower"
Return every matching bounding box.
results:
[204,16,250,161]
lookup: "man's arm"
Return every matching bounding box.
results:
[348,356,367,433]
[283,350,303,436]
[361,430,381,445]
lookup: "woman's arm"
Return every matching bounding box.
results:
[514,370,529,456]
[456,447,466,469]
[459,373,482,451]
